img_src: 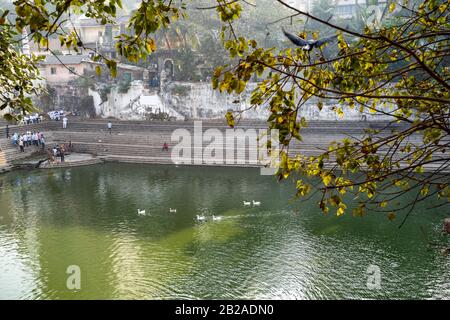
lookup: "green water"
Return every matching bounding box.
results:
[0,163,448,299]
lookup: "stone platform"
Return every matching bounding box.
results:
[39,153,103,169]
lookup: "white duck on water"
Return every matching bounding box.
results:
[196,214,206,222]
[137,209,146,215]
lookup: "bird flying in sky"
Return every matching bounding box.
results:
[282,27,337,51]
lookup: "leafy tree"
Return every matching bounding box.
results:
[0,0,448,221]
[0,4,43,120]
[146,0,290,79]
[212,0,449,222]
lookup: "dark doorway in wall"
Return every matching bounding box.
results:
[164,59,174,78]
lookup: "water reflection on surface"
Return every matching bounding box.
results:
[0,163,448,299]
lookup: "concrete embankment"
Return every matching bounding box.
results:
[0,119,376,167]
[0,119,446,172]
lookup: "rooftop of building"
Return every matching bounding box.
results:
[40,55,91,65]
[70,15,131,28]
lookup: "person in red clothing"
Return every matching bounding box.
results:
[162,142,169,151]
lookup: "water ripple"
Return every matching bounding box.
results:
[0,164,448,299]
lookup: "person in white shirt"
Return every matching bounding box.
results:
[107,121,112,135]
[63,116,68,129]
[12,132,18,146]
[33,132,39,146]
[27,131,32,146]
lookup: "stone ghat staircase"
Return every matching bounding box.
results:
[0,133,55,168]
[50,128,353,166]
[1,119,406,138]
[0,119,345,168]
[0,118,418,137]
[0,150,8,172]
[0,119,420,168]
[52,131,264,166]
[50,131,430,170]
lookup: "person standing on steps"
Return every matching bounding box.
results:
[107,121,112,135]
[5,125,10,139]
[23,132,28,147]
[52,146,58,161]
[60,145,65,163]
[32,132,38,146]
[12,132,18,146]
[162,142,169,151]
[27,131,32,147]
[40,134,45,151]
[62,116,68,129]
[19,136,24,152]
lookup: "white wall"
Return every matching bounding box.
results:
[163,82,390,121]
[89,81,143,119]
[89,81,391,121]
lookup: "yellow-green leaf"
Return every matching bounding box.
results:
[389,3,396,13]
[322,173,332,186]
[225,111,235,128]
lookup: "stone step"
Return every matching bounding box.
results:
[51,133,363,151]
[1,120,395,139]
[1,141,56,163]
[53,131,347,143]
[68,140,440,164]
[103,155,261,167]
[39,158,103,169]
[60,125,368,135]
[0,151,7,166]
[53,139,325,151]
[0,165,12,173]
